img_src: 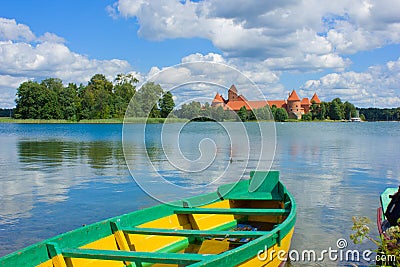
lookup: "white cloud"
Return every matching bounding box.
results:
[302,58,400,107]
[109,0,400,71]
[0,18,35,42]
[37,32,66,43]
[138,53,283,103]
[263,53,350,72]
[181,53,225,63]
[0,75,30,108]
[108,0,400,107]
[0,18,133,107]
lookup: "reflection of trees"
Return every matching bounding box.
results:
[84,141,113,169]
[3,139,130,226]
[18,141,65,169]
[145,143,164,162]
[18,140,125,171]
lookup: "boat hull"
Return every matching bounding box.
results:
[238,228,294,266]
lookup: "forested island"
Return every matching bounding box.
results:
[2,74,400,122]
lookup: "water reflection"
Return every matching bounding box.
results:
[0,122,399,265]
[0,139,130,225]
[273,122,400,266]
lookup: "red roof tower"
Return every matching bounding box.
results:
[311,93,321,104]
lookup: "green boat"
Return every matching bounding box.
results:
[0,170,296,267]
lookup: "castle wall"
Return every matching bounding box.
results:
[228,90,238,101]
[287,100,301,114]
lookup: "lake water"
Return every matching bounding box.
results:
[0,122,399,266]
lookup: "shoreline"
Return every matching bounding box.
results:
[0,117,188,124]
[0,117,397,124]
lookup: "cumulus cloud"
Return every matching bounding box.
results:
[109,0,400,71]
[0,18,35,42]
[37,32,66,43]
[147,52,394,108]
[301,58,400,107]
[108,0,400,107]
[0,75,30,108]
[0,18,133,107]
[138,53,283,103]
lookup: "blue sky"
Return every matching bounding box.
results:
[0,0,399,108]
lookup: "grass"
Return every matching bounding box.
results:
[0,117,188,124]
[0,117,361,124]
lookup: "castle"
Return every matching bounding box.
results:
[211,85,321,119]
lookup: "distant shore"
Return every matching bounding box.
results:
[0,117,188,124]
[1,117,397,124]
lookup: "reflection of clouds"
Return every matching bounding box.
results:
[1,122,399,263]
[0,180,34,224]
[273,122,400,265]
[124,122,275,203]
[0,138,131,225]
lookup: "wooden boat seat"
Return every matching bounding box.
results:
[217,170,285,201]
[120,227,270,238]
[197,240,229,255]
[60,247,207,266]
[173,207,289,216]
[46,223,273,267]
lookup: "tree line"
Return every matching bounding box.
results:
[0,108,13,117]
[358,107,400,121]
[174,98,360,122]
[303,98,358,121]
[305,99,399,121]
[13,74,174,120]
[7,75,400,122]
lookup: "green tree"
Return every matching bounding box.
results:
[200,102,212,119]
[301,113,312,121]
[159,91,175,118]
[40,87,61,119]
[237,106,248,122]
[58,83,79,120]
[274,108,288,122]
[329,100,342,120]
[115,73,139,86]
[223,108,234,121]
[88,74,113,92]
[113,75,137,118]
[343,101,356,120]
[79,85,94,119]
[176,101,201,119]
[133,82,163,117]
[211,106,225,121]
[15,81,43,119]
[253,105,272,120]
[41,78,63,93]
[81,74,114,119]
[41,78,65,119]
[96,89,113,119]
[248,109,256,121]
[14,81,60,119]
[313,102,327,120]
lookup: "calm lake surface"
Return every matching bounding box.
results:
[0,122,399,266]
